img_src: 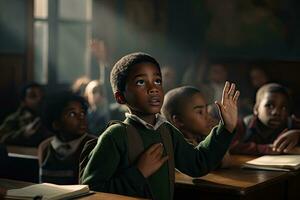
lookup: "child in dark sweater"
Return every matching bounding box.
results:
[230,83,300,155]
[39,91,95,184]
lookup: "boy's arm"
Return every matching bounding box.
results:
[172,122,235,177]
[81,126,149,196]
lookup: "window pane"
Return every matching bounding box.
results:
[59,0,92,21]
[34,21,48,83]
[57,23,91,83]
[34,0,48,18]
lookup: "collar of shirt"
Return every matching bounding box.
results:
[51,133,87,157]
[125,112,167,130]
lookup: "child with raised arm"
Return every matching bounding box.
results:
[230,83,300,155]
[81,52,240,200]
[161,86,231,167]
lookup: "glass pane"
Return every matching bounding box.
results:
[57,23,91,83]
[34,21,48,83]
[34,0,48,18]
[59,0,92,21]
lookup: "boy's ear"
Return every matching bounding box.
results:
[114,91,126,104]
[253,104,258,116]
[52,121,60,131]
[172,115,184,128]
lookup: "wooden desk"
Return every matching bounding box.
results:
[0,178,147,200]
[6,145,38,157]
[175,155,290,200]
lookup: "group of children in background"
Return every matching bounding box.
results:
[0,52,299,200]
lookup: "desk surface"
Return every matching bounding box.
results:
[0,178,147,200]
[6,145,38,157]
[175,155,290,197]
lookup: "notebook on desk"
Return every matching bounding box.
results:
[6,183,91,200]
[243,155,300,171]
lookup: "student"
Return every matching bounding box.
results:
[39,91,95,184]
[84,80,110,136]
[0,82,51,147]
[161,86,231,167]
[161,86,216,146]
[81,52,239,200]
[81,53,239,199]
[230,83,300,155]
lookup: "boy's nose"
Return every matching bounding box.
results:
[271,108,280,115]
[148,83,159,94]
[149,87,159,94]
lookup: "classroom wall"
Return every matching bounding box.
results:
[0,0,31,122]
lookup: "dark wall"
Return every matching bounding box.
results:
[0,0,29,122]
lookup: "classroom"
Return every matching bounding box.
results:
[1,0,300,199]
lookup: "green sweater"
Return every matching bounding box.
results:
[81,118,234,200]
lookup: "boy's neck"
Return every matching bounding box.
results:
[130,111,157,126]
[256,120,284,137]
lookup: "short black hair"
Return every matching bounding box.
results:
[110,52,161,94]
[41,91,88,133]
[161,86,203,122]
[255,83,292,112]
[20,82,43,101]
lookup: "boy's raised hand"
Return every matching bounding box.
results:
[137,143,168,178]
[215,81,240,133]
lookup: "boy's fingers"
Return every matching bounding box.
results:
[277,140,289,152]
[159,155,169,165]
[233,90,240,103]
[153,145,164,159]
[148,143,163,154]
[283,142,296,153]
[273,137,283,149]
[222,81,230,104]
[228,83,236,98]
[215,101,224,124]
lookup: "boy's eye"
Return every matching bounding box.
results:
[80,112,86,117]
[68,112,76,117]
[136,80,145,86]
[281,106,288,112]
[198,110,204,115]
[265,103,274,109]
[154,79,162,85]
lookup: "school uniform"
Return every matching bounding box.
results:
[40,133,95,184]
[81,113,234,200]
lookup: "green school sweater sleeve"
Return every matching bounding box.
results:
[81,124,149,197]
[172,122,235,177]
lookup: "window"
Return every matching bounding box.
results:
[34,0,92,84]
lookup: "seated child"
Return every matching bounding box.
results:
[230,83,300,155]
[39,91,95,184]
[161,86,231,167]
[84,80,110,135]
[81,52,240,200]
[0,82,52,146]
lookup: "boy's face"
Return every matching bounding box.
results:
[123,62,164,116]
[89,86,105,107]
[178,93,215,136]
[255,92,289,129]
[55,101,88,138]
[23,86,43,112]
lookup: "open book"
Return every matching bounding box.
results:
[243,155,300,171]
[6,183,90,200]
